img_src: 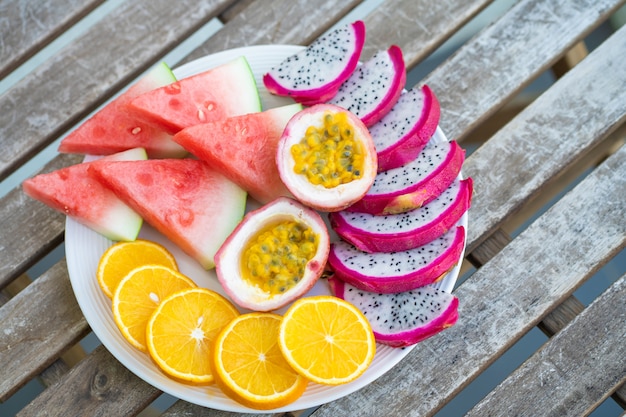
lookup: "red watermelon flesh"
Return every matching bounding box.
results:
[173,103,302,204]
[22,148,147,241]
[89,158,247,269]
[128,56,262,135]
[58,62,187,159]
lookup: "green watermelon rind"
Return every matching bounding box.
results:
[235,55,262,113]
[135,61,177,91]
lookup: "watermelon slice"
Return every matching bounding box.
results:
[22,148,147,241]
[58,62,187,159]
[128,56,262,135]
[173,103,302,204]
[89,158,247,269]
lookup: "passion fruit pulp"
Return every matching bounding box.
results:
[215,197,330,312]
[276,104,377,212]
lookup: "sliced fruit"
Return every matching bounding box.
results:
[330,178,473,253]
[346,139,465,215]
[212,313,308,410]
[146,287,240,384]
[128,56,261,135]
[328,277,459,347]
[215,197,330,312]
[276,104,378,212]
[112,264,196,351]
[263,21,365,104]
[370,84,441,171]
[97,238,178,298]
[328,226,466,294]
[278,295,376,385]
[22,147,147,241]
[89,158,247,269]
[173,103,302,204]
[58,62,187,159]
[329,45,406,127]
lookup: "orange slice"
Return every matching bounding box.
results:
[97,239,178,298]
[212,313,308,410]
[278,295,376,385]
[112,264,196,351]
[146,287,239,384]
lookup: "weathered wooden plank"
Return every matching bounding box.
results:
[0,259,89,401]
[361,0,494,62]
[466,274,626,416]
[0,0,236,182]
[161,400,262,417]
[461,208,626,407]
[181,0,364,64]
[422,0,626,142]
[309,134,626,416]
[1,274,87,388]
[0,153,81,290]
[461,23,626,253]
[0,0,105,79]
[17,345,161,417]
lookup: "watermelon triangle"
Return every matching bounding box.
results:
[128,56,262,135]
[23,148,147,241]
[58,62,188,159]
[89,158,247,269]
[173,103,301,204]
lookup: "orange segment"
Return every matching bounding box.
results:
[278,295,376,385]
[112,264,196,351]
[97,239,178,298]
[212,313,308,410]
[146,287,239,384]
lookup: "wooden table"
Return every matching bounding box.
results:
[2,1,625,416]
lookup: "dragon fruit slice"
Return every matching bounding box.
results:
[330,178,472,253]
[327,226,466,294]
[328,277,459,347]
[370,85,441,171]
[328,45,406,127]
[263,21,365,105]
[346,139,465,215]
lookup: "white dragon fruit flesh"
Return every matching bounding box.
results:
[346,138,465,215]
[328,276,459,347]
[263,21,365,105]
[328,45,406,127]
[330,178,472,253]
[327,225,466,293]
[370,85,441,171]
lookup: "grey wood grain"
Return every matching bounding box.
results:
[181,0,364,64]
[0,153,81,290]
[462,23,626,253]
[16,345,161,417]
[466,274,626,416]
[0,0,104,79]
[0,0,235,182]
[361,0,494,63]
[310,127,626,417]
[0,259,89,401]
[421,0,626,142]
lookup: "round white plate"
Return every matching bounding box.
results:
[65,45,466,413]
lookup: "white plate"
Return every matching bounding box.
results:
[65,45,467,413]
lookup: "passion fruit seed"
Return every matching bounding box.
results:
[241,220,319,295]
[290,111,365,188]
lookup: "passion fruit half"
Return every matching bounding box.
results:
[276,104,378,212]
[215,197,330,312]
